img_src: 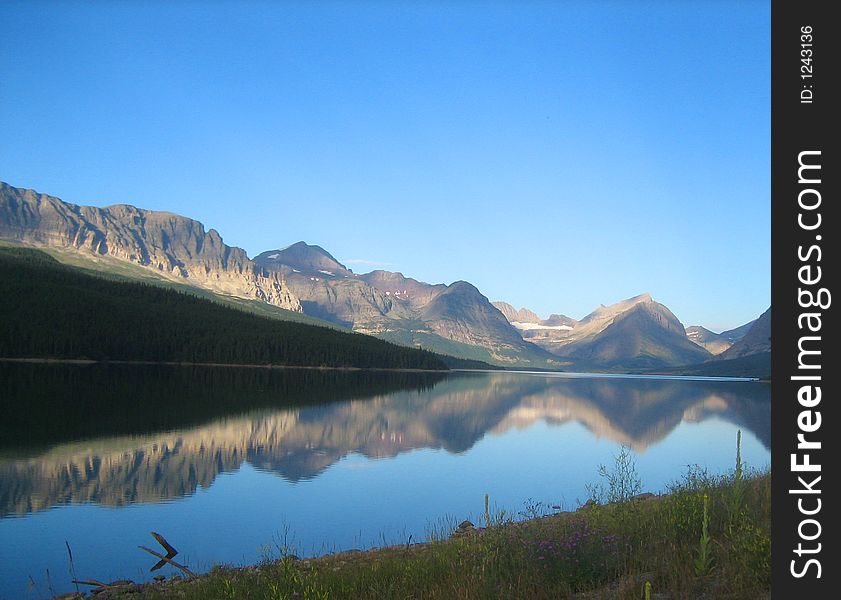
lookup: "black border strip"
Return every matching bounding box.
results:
[772,0,837,595]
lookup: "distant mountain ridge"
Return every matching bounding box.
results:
[685,326,732,355]
[492,302,542,325]
[646,307,771,378]
[256,243,555,366]
[491,302,579,352]
[492,302,577,329]
[494,294,713,369]
[717,307,771,360]
[719,320,757,344]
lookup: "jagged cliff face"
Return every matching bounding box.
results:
[491,302,541,325]
[0,182,301,311]
[0,181,750,369]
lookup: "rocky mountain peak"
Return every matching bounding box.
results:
[544,314,578,328]
[446,280,481,294]
[255,242,350,276]
[579,293,657,327]
[362,270,414,287]
[515,308,542,324]
[491,301,519,323]
[491,302,545,325]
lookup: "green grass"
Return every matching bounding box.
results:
[107,441,770,600]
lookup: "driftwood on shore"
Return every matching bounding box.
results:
[138,531,197,579]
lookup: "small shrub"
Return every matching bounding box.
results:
[586,445,643,505]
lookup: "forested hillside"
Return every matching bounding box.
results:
[0,248,448,370]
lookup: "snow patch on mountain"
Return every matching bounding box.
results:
[511,322,573,331]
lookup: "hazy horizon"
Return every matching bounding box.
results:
[0,1,770,331]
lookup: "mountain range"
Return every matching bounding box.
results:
[495,298,771,376]
[684,318,758,355]
[253,243,540,364]
[0,181,769,372]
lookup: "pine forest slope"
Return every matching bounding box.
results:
[1,240,335,329]
[0,247,448,370]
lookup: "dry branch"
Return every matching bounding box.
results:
[138,545,197,579]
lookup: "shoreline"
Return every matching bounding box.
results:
[56,472,771,600]
[0,357,451,373]
[1,358,766,382]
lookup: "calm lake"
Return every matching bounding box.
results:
[0,364,770,598]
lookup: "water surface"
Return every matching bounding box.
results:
[0,364,770,598]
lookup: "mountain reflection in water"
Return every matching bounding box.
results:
[0,364,769,518]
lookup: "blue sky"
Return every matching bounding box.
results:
[0,1,770,331]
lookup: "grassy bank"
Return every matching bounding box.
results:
[96,443,770,600]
